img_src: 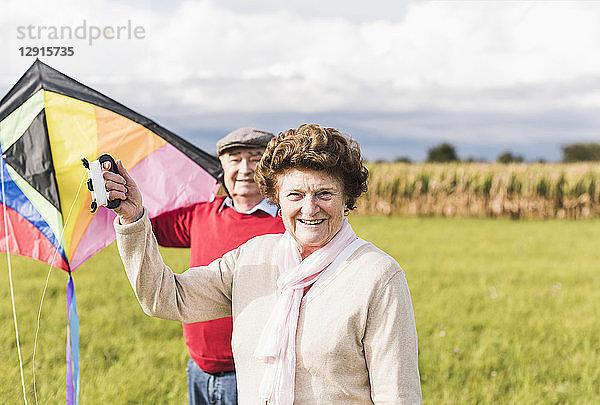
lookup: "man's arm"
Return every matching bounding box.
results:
[151,206,194,248]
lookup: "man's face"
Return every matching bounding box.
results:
[219,147,265,201]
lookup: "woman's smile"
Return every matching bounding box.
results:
[296,218,326,225]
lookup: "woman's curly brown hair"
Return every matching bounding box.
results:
[255,124,369,210]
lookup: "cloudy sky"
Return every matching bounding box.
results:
[2,0,600,161]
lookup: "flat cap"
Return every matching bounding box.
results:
[216,127,274,155]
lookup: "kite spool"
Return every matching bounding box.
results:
[81,154,121,213]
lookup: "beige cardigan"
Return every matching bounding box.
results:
[115,211,421,404]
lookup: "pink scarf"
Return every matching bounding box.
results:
[254,218,357,404]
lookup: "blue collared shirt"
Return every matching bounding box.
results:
[218,197,278,217]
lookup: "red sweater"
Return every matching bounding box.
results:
[151,196,285,373]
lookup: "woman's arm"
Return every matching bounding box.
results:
[363,269,422,404]
[107,159,233,322]
[115,210,235,322]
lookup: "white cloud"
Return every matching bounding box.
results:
[4,0,600,112]
[147,1,600,113]
[2,0,600,160]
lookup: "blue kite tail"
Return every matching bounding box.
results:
[66,274,80,405]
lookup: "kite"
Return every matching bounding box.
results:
[0,59,222,404]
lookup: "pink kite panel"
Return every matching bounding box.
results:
[131,143,220,218]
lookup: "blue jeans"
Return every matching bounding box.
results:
[186,358,238,405]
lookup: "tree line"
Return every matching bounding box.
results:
[388,142,600,164]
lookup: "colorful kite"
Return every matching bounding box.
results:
[0,59,222,404]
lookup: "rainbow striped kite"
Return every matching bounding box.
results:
[0,59,222,404]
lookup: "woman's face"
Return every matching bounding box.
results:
[277,168,346,258]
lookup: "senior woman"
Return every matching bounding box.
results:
[107,124,421,404]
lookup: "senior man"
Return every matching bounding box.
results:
[151,127,285,404]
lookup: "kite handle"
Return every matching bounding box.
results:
[81,154,121,212]
[97,154,121,210]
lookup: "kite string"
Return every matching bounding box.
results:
[1,156,28,405]
[32,172,87,405]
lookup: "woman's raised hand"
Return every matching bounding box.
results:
[103,159,144,224]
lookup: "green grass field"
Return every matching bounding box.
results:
[1,216,599,404]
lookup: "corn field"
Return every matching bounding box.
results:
[357,162,600,219]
